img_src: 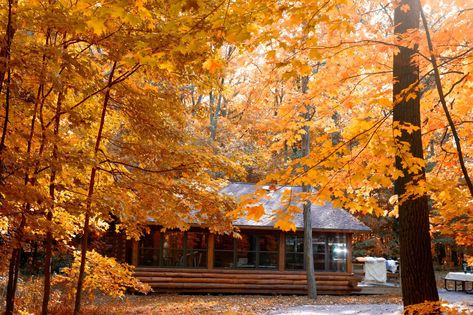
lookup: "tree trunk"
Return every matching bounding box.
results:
[73,62,117,315]
[303,188,317,298]
[0,0,16,156]
[301,76,316,299]
[209,78,225,141]
[0,0,16,96]
[4,53,47,313]
[393,0,439,306]
[5,248,19,315]
[42,91,63,315]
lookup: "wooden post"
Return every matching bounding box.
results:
[346,234,353,273]
[131,240,138,267]
[278,232,285,271]
[208,234,215,270]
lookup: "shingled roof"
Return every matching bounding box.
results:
[221,182,370,233]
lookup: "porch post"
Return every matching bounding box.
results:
[278,232,285,271]
[131,240,138,267]
[208,233,215,270]
[347,233,353,273]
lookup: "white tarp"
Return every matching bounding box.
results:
[363,257,387,283]
[386,259,398,273]
[445,272,473,282]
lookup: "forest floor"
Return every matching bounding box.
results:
[2,274,473,314]
[72,290,473,315]
[81,294,404,315]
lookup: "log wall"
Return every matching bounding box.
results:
[134,267,362,295]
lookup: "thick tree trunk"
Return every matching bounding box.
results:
[393,0,439,306]
[73,62,116,315]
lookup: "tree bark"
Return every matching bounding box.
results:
[0,0,16,156]
[209,78,224,141]
[5,245,20,315]
[73,61,117,315]
[0,0,16,96]
[393,0,439,306]
[42,91,63,315]
[301,76,316,299]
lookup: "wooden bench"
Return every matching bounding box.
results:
[444,272,473,294]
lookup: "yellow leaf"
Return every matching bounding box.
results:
[87,17,107,35]
[203,58,224,74]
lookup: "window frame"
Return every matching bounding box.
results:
[213,232,279,269]
[284,232,348,272]
[138,229,208,268]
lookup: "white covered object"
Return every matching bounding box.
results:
[363,257,387,283]
[386,259,398,273]
[445,272,473,282]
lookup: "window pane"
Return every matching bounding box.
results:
[162,232,184,267]
[285,252,304,270]
[285,235,296,252]
[184,249,207,268]
[237,234,257,252]
[187,232,207,250]
[138,248,160,266]
[259,234,278,251]
[214,250,234,268]
[138,230,161,266]
[214,234,234,269]
[313,235,326,271]
[259,252,278,269]
[328,234,347,272]
[215,235,234,250]
[164,231,184,249]
[161,248,185,267]
[286,235,303,253]
[236,251,257,268]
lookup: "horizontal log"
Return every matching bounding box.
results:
[135,267,353,277]
[147,286,358,295]
[149,288,355,295]
[133,267,362,295]
[137,277,306,285]
[145,282,355,290]
[135,272,303,279]
[136,277,350,286]
[134,271,354,281]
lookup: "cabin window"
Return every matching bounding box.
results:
[285,233,348,272]
[214,235,235,268]
[285,235,304,270]
[313,235,326,271]
[138,230,207,268]
[327,234,347,272]
[214,232,278,269]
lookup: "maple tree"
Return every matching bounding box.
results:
[1,0,473,313]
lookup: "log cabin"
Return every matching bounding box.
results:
[118,183,370,294]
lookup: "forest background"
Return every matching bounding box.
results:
[0,0,472,314]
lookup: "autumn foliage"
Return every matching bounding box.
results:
[0,0,472,313]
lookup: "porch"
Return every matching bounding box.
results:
[128,228,363,294]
